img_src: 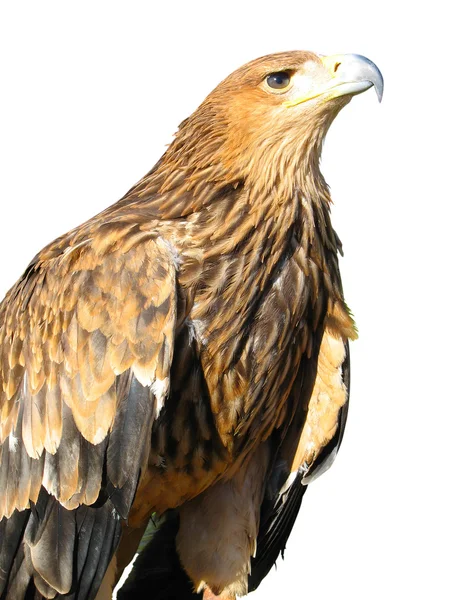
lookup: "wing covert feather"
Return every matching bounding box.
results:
[0,231,178,519]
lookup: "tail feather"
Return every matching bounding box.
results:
[0,489,121,600]
[0,507,29,596]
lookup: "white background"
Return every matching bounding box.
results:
[0,2,448,599]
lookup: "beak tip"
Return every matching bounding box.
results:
[374,73,384,103]
[376,86,384,103]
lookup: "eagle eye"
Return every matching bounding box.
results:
[266,71,291,90]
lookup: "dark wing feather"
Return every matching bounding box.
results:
[0,509,29,597]
[0,227,178,599]
[27,493,77,595]
[72,500,122,600]
[249,471,307,592]
[106,374,154,518]
[249,337,350,591]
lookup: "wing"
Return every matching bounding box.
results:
[249,334,351,591]
[0,224,178,599]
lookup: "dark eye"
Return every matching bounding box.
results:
[266,71,291,90]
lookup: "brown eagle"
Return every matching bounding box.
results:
[0,51,383,600]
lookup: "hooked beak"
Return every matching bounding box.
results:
[320,53,384,102]
[284,53,383,108]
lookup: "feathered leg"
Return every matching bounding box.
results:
[176,443,270,599]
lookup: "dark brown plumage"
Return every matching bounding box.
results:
[0,51,383,600]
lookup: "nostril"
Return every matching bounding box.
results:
[334,62,341,73]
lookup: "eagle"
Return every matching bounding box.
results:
[0,51,383,600]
